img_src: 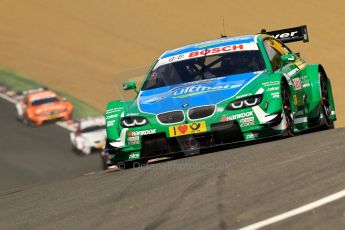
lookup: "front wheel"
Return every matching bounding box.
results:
[281,81,294,136]
[22,116,36,127]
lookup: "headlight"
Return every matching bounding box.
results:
[120,116,148,127]
[226,95,263,110]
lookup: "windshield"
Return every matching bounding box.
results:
[81,125,105,133]
[31,97,59,106]
[142,50,265,90]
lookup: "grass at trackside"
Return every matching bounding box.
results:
[0,67,103,119]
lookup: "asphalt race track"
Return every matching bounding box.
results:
[0,98,101,191]
[1,113,345,229]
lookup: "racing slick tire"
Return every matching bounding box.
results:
[72,145,82,154]
[22,116,36,127]
[319,72,334,129]
[281,81,295,137]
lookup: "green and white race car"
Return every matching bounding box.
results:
[104,26,336,168]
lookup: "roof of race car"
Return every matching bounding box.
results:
[160,35,257,59]
[79,116,105,130]
[27,90,57,101]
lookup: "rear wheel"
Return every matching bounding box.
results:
[100,150,111,170]
[22,116,36,127]
[281,81,294,136]
[320,73,334,128]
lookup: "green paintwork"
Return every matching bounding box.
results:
[105,34,336,165]
[123,81,138,94]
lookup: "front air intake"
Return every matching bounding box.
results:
[188,105,215,120]
[157,110,184,124]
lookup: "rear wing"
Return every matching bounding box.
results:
[260,25,309,43]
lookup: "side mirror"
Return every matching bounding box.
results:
[280,54,296,64]
[123,81,138,94]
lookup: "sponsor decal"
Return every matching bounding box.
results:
[224,111,254,121]
[106,120,116,127]
[127,129,156,137]
[292,78,302,90]
[106,108,123,114]
[272,31,299,39]
[188,44,244,58]
[129,153,140,159]
[142,96,164,104]
[128,141,140,145]
[301,75,309,82]
[106,114,118,120]
[271,92,280,98]
[173,84,241,98]
[236,93,252,99]
[126,113,139,116]
[245,133,258,139]
[301,75,310,88]
[263,81,280,87]
[155,43,258,70]
[128,136,139,142]
[267,87,279,91]
[240,117,255,127]
[139,72,262,116]
[285,68,299,77]
[170,79,213,90]
[169,121,207,137]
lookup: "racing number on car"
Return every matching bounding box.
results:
[169,121,207,137]
[168,54,184,63]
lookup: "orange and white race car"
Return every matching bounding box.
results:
[16,88,73,126]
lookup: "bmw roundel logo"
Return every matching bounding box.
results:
[182,103,189,108]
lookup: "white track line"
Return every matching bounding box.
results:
[239,189,345,230]
[0,93,17,104]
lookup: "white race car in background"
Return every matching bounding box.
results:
[70,116,106,155]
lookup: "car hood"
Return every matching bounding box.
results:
[138,71,264,115]
[33,102,67,114]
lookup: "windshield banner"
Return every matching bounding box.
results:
[154,42,259,70]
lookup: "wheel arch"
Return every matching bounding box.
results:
[304,64,336,121]
[105,100,133,141]
[280,75,298,113]
[318,65,336,121]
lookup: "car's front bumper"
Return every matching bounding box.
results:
[29,110,72,125]
[106,113,285,165]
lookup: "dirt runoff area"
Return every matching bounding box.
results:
[0,0,344,126]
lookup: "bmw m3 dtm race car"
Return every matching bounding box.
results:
[105,26,336,168]
[70,116,106,155]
